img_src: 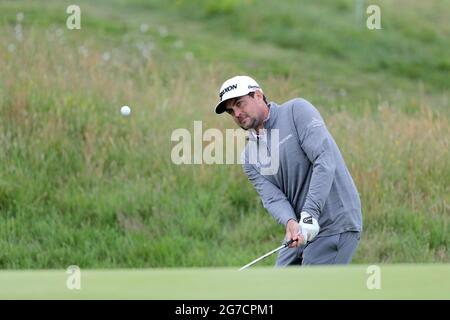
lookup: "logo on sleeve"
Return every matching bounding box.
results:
[309,117,324,128]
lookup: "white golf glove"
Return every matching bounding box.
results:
[299,212,320,244]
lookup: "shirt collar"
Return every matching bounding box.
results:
[248,102,278,141]
[263,101,278,129]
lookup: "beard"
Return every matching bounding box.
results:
[238,116,258,130]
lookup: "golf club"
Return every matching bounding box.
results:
[239,239,296,271]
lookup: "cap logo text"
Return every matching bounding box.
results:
[219,84,238,99]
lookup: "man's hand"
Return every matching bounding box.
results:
[285,219,305,248]
[299,212,320,244]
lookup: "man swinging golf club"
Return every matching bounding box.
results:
[214,75,362,266]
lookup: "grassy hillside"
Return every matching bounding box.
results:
[0,0,448,268]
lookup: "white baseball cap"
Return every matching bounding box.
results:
[214,75,262,114]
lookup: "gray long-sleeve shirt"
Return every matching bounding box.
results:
[241,98,362,237]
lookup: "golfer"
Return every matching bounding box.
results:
[214,75,362,265]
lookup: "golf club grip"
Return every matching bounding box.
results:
[284,239,295,247]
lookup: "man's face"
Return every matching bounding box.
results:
[224,91,266,130]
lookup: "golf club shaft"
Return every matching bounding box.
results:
[239,239,294,271]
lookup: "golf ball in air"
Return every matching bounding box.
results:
[121,106,131,116]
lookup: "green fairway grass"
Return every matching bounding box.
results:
[0,0,448,269]
[0,265,449,299]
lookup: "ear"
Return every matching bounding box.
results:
[254,90,264,100]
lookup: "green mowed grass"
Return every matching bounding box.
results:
[0,265,449,299]
[0,0,448,269]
